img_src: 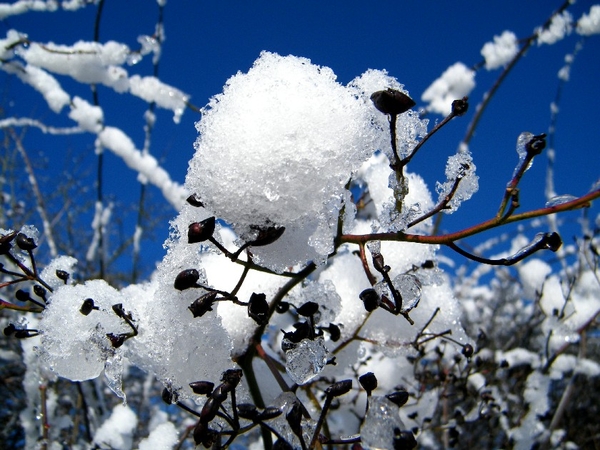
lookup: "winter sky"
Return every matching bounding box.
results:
[1,0,599,274]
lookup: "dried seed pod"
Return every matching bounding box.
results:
[370,89,416,115]
[221,368,243,388]
[56,269,69,283]
[386,390,409,407]
[174,268,201,291]
[80,298,97,316]
[525,133,546,156]
[161,387,178,404]
[200,397,220,423]
[451,97,469,116]
[327,323,341,342]
[186,193,204,207]
[359,372,378,394]
[359,288,381,312]
[188,292,217,318]
[372,253,386,272]
[189,381,214,396]
[461,343,474,358]
[237,403,259,420]
[188,217,216,243]
[248,292,269,325]
[16,233,37,251]
[15,289,31,302]
[257,406,282,421]
[543,232,562,252]
[393,428,417,450]
[296,301,319,317]
[33,285,47,301]
[325,379,352,398]
[281,321,311,347]
[248,225,285,247]
[112,303,127,319]
[193,421,217,447]
[106,333,127,348]
[210,383,230,402]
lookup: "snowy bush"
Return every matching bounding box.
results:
[1,2,600,450]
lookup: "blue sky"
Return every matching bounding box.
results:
[1,0,599,278]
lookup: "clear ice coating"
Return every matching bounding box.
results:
[360,396,405,449]
[515,131,534,173]
[545,194,578,208]
[393,274,422,313]
[285,337,328,385]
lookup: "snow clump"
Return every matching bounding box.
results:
[537,10,573,45]
[480,30,519,70]
[577,5,600,36]
[189,51,421,271]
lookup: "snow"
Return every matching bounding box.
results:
[421,62,476,115]
[3,63,70,113]
[129,75,189,123]
[495,348,540,369]
[537,11,573,45]
[92,404,138,450]
[577,5,600,36]
[21,40,131,92]
[69,96,103,133]
[0,29,24,60]
[480,30,519,70]
[0,0,58,19]
[517,258,551,300]
[97,126,187,210]
[138,422,178,450]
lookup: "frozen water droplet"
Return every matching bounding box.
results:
[545,194,577,208]
[285,337,328,385]
[360,396,405,449]
[393,274,422,313]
